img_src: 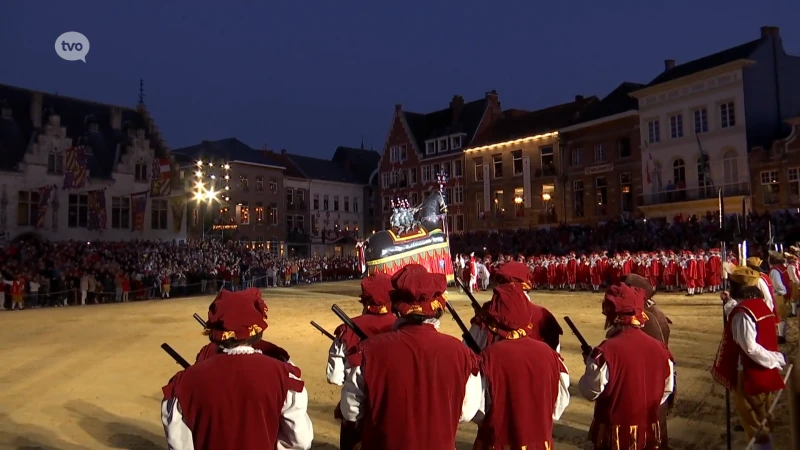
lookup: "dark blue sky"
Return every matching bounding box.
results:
[2,1,798,158]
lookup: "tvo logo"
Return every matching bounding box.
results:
[55,31,90,62]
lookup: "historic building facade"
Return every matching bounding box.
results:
[748,115,800,212]
[632,26,800,220]
[464,96,596,231]
[560,83,643,224]
[0,83,186,244]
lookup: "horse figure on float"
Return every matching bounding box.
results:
[359,190,454,281]
[622,274,675,449]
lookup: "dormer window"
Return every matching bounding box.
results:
[48,147,64,174]
[437,138,448,153]
[425,141,436,155]
[135,160,149,182]
[451,135,462,150]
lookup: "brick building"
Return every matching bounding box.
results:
[749,115,800,212]
[559,83,644,223]
[376,91,502,232]
[464,96,597,231]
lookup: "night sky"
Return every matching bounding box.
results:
[1,1,798,157]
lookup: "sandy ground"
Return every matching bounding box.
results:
[0,281,796,450]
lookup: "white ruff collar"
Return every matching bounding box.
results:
[221,345,262,355]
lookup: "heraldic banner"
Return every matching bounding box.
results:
[87,189,107,231]
[36,185,55,228]
[170,197,186,233]
[131,191,148,231]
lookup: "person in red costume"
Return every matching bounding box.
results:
[327,273,396,450]
[712,266,787,449]
[566,252,578,291]
[472,261,562,352]
[470,282,571,450]
[684,252,699,296]
[340,264,482,450]
[469,252,479,292]
[578,283,675,449]
[161,288,313,450]
[195,288,291,364]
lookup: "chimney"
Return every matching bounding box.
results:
[760,26,780,39]
[394,104,402,112]
[30,92,43,128]
[110,107,122,130]
[485,89,498,97]
[450,95,464,123]
[664,59,675,71]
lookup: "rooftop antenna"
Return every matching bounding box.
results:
[360,135,365,149]
[138,79,145,106]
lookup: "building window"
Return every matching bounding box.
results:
[694,108,708,133]
[269,179,278,193]
[673,159,686,185]
[445,187,453,204]
[670,114,684,138]
[647,120,660,143]
[410,192,419,206]
[399,144,407,161]
[593,144,605,163]
[323,195,329,210]
[111,196,130,229]
[255,176,264,192]
[542,184,555,222]
[239,201,250,225]
[493,154,503,178]
[16,190,40,226]
[454,185,464,204]
[514,187,524,217]
[334,196,340,211]
[286,188,294,209]
[760,170,779,205]
[422,165,432,183]
[620,172,633,212]
[287,214,293,232]
[48,151,64,174]
[451,135,461,149]
[67,193,88,228]
[452,160,463,178]
[512,150,523,175]
[255,202,264,222]
[240,175,249,191]
[474,158,484,181]
[595,177,608,216]
[313,194,319,210]
[425,141,436,155]
[697,155,712,187]
[381,172,390,188]
[789,168,800,204]
[296,189,304,207]
[723,151,739,186]
[476,193,484,219]
[441,161,451,179]
[541,146,555,175]
[573,180,584,218]
[269,206,278,225]
[720,102,736,128]
[618,138,631,158]
[493,189,504,218]
[151,199,168,230]
[296,215,304,232]
[409,168,417,185]
[437,138,448,153]
[344,196,350,212]
[390,146,399,163]
[571,148,582,166]
[455,214,465,232]
[134,161,148,182]
[354,197,359,213]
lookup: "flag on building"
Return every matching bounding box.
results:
[36,185,56,228]
[63,146,88,190]
[87,189,107,230]
[150,158,172,197]
[131,191,149,231]
[696,133,714,187]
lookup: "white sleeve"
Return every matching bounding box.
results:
[460,372,483,423]
[757,278,776,312]
[161,398,195,450]
[467,324,488,350]
[731,312,786,370]
[554,363,571,421]
[472,374,489,425]
[769,270,786,295]
[326,338,347,386]
[789,266,800,283]
[277,372,313,450]
[341,366,366,422]
[723,299,738,319]
[578,355,609,401]
[661,359,675,405]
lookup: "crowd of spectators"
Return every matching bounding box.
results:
[0,239,359,310]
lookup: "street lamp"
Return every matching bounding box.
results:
[542,193,551,201]
[193,159,230,240]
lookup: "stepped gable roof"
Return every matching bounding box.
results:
[0,83,166,177]
[332,146,380,184]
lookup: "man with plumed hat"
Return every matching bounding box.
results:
[340,264,482,450]
[766,251,790,344]
[744,256,777,316]
[326,273,396,450]
[473,261,562,351]
[578,283,674,450]
[161,289,313,450]
[712,266,787,449]
[469,282,570,450]
[195,288,291,363]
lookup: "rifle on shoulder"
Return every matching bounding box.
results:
[311,320,335,340]
[446,301,482,354]
[331,304,369,341]
[161,343,191,369]
[563,316,593,357]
